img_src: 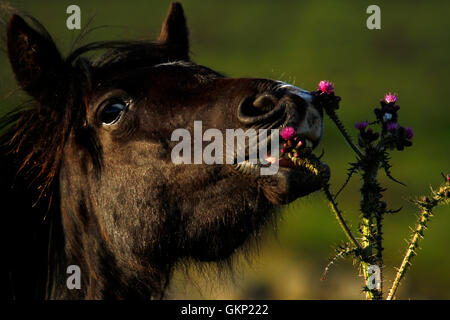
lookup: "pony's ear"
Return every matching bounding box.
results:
[158,2,190,61]
[7,15,65,104]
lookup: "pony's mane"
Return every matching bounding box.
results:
[0,14,178,300]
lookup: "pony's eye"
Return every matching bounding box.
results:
[100,102,127,125]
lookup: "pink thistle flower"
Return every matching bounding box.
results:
[280,126,296,140]
[355,121,368,131]
[384,92,398,104]
[318,80,334,94]
[386,122,399,132]
[404,126,414,139]
[447,174,450,183]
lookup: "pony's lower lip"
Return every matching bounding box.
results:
[266,154,314,170]
[232,135,320,176]
[265,156,297,168]
[278,157,300,169]
[259,158,330,205]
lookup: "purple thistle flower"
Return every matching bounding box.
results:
[318,80,334,94]
[355,121,368,131]
[280,126,296,140]
[447,174,450,183]
[404,126,414,139]
[384,92,398,104]
[386,122,399,132]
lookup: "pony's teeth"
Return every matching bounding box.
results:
[265,155,277,164]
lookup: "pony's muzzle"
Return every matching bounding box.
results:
[237,93,286,126]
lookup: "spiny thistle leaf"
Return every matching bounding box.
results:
[335,162,360,199]
[386,206,403,214]
[321,243,356,281]
[381,152,406,186]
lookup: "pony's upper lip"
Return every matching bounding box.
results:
[276,82,313,103]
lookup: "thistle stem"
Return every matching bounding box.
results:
[326,109,364,159]
[287,151,361,251]
[325,107,384,299]
[359,156,384,300]
[322,185,362,251]
[387,184,450,300]
[386,210,431,300]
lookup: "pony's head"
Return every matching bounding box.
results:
[2,2,327,299]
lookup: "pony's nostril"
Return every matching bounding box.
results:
[237,94,284,125]
[253,94,277,113]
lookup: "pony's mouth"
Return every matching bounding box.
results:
[233,133,319,174]
[232,132,329,205]
[275,135,316,168]
[231,82,328,204]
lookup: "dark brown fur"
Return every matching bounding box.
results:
[1,3,325,299]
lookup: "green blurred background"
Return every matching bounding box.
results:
[1,0,449,299]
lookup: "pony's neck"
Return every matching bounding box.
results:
[48,207,169,300]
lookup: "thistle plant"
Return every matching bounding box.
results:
[303,81,450,300]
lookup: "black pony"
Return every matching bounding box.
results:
[1,3,327,299]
